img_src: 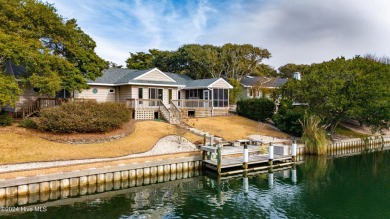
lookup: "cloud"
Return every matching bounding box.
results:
[46,0,390,68]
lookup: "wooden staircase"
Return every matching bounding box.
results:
[18,98,69,118]
[159,100,182,125]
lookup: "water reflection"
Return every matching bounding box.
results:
[1,150,389,218]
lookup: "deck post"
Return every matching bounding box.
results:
[243,143,249,169]
[203,134,206,146]
[210,135,214,146]
[268,142,274,166]
[292,140,297,162]
[217,146,222,174]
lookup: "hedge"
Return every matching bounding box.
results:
[236,98,275,122]
[37,101,131,133]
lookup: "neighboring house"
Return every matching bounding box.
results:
[239,76,288,100]
[2,61,70,117]
[7,65,233,123]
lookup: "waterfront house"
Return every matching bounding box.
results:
[6,65,233,123]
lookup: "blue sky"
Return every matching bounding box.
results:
[45,0,390,69]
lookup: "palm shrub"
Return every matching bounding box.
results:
[300,115,328,155]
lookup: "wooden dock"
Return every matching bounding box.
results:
[201,142,294,174]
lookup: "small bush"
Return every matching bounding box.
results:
[19,118,38,129]
[37,101,131,133]
[0,112,13,126]
[236,98,275,122]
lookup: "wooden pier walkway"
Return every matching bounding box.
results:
[203,153,292,171]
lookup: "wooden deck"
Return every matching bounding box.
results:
[203,154,292,171]
[201,143,293,174]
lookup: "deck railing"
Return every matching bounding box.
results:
[159,101,171,122]
[21,98,70,118]
[126,99,162,109]
[170,100,182,124]
[171,99,212,108]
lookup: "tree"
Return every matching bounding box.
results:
[286,56,390,134]
[126,51,154,69]
[221,43,271,81]
[0,0,107,99]
[0,73,21,108]
[125,43,272,81]
[278,63,309,78]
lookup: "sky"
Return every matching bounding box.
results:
[45,0,390,69]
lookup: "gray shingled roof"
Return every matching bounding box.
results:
[263,77,288,87]
[240,76,288,88]
[88,68,222,88]
[3,61,26,78]
[184,78,219,88]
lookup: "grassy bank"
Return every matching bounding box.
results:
[0,121,202,165]
[186,115,289,141]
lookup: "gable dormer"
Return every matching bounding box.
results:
[133,68,176,82]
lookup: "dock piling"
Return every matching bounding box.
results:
[243,143,249,169]
[292,140,297,162]
[268,142,274,166]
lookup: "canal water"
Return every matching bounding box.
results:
[2,150,389,218]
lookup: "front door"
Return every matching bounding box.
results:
[203,90,209,100]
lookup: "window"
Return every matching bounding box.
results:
[138,88,143,99]
[138,88,143,104]
[149,88,163,100]
[109,89,115,93]
[33,87,40,93]
[92,88,98,94]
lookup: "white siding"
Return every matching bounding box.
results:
[209,79,232,89]
[119,85,132,102]
[135,69,174,82]
[74,86,116,102]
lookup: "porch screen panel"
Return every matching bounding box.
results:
[213,89,229,107]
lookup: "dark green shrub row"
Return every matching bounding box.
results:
[36,101,131,133]
[236,98,275,122]
[273,107,305,137]
[272,99,305,137]
[0,112,13,126]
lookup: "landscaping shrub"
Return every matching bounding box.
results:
[0,112,13,126]
[19,117,38,129]
[37,101,131,133]
[236,98,275,122]
[273,106,305,137]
